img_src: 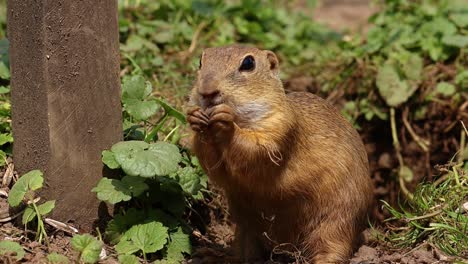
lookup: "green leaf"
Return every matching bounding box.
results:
[147,209,179,230]
[114,239,139,256]
[420,37,445,61]
[376,63,415,107]
[71,234,103,264]
[146,142,182,175]
[0,85,9,94]
[112,141,182,178]
[92,177,133,204]
[115,221,169,255]
[47,252,69,264]
[8,170,44,207]
[118,254,140,264]
[450,13,468,28]
[105,209,146,245]
[154,98,187,124]
[38,200,56,216]
[172,167,202,195]
[441,34,468,48]
[102,150,120,169]
[455,70,468,89]
[422,17,457,36]
[111,140,148,153]
[121,176,149,196]
[22,206,36,225]
[92,176,148,204]
[122,75,151,100]
[166,227,191,261]
[0,61,9,80]
[436,82,456,96]
[0,241,25,260]
[121,34,145,52]
[124,98,160,121]
[0,150,6,167]
[152,180,186,217]
[399,166,414,182]
[121,75,159,121]
[0,133,13,146]
[154,31,174,44]
[400,53,423,81]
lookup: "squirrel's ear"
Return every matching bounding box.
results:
[265,50,279,75]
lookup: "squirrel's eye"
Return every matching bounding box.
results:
[239,55,255,72]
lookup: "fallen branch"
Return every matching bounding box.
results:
[44,218,79,235]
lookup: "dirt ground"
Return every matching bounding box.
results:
[313,0,378,33]
[0,209,455,264]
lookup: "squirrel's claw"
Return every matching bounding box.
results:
[187,108,209,133]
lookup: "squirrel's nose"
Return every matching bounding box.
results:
[198,81,221,108]
[198,83,220,98]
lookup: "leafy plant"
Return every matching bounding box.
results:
[93,73,206,262]
[7,170,55,245]
[0,37,11,167]
[71,234,103,264]
[117,0,340,107]
[0,240,25,261]
[382,162,468,256]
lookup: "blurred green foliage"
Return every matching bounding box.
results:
[118,0,340,100]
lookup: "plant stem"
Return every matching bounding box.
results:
[124,53,143,74]
[164,124,180,142]
[31,202,50,248]
[145,113,168,143]
[406,210,443,222]
[452,164,461,187]
[390,108,413,200]
[402,107,429,152]
[458,125,466,165]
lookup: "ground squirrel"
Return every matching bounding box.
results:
[187,45,373,263]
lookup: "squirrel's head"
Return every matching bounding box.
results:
[191,45,286,127]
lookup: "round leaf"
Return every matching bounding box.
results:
[92,176,148,204]
[71,234,103,264]
[113,141,181,178]
[124,98,160,121]
[116,221,169,255]
[102,150,120,169]
[166,227,191,261]
[399,166,414,182]
[92,178,132,204]
[436,82,456,96]
[173,167,202,195]
[8,170,44,207]
[118,254,140,264]
[0,241,25,260]
[146,142,182,175]
[442,34,468,48]
[22,206,37,225]
[376,63,416,107]
[47,253,70,264]
[122,75,150,100]
[37,200,56,216]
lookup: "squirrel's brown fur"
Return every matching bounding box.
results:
[187,45,373,263]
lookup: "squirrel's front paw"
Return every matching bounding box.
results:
[187,107,209,133]
[206,104,236,139]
